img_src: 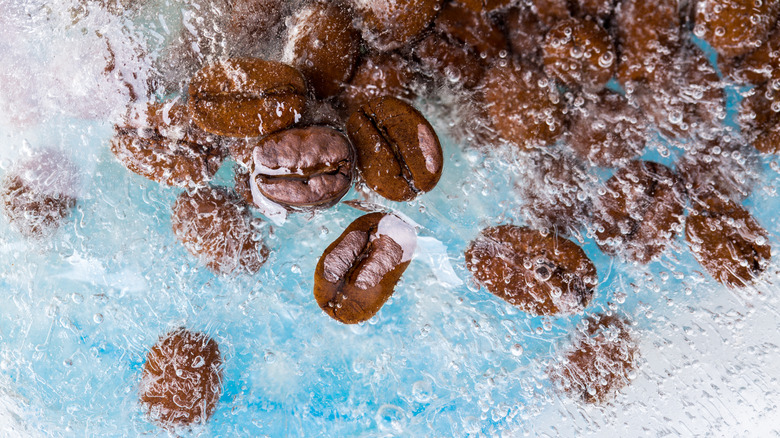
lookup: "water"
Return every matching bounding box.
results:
[1,0,780,436]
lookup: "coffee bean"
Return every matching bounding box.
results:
[349,0,443,51]
[111,101,226,188]
[314,212,417,324]
[696,0,778,59]
[593,161,686,264]
[282,1,360,99]
[678,138,755,201]
[339,52,418,116]
[435,2,508,62]
[506,6,546,64]
[480,60,565,149]
[567,91,647,167]
[686,196,771,288]
[726,25,780,86]
[347,96,443,202]
[188,58,307,138]
[531,0,571,28]
[140,328,222,428]
[465,225,598,316]
[171,187,267,274]
[1,150,78,238]
[543,17,617,91]
[246,126,354,221]
[549,315,638,404]
[573,0,616,21]
[412,34,486,89]
[226,0,287,48]
[458,0,512,13]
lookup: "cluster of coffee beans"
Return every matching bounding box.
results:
[2,0,779,431]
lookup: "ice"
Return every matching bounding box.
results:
[0,0,779,436]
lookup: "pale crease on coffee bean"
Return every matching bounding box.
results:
[353,236,403,289]
[417,123,442,174]
[323,230,369,283]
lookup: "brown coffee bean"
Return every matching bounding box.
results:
[686,196,771,287]
[480,60,565,149]
[339,52,418,116]
[506,6,547,64]
[1,150,78,238]
[111,101,226,188]
[346,96,443,202]
[140,328,222,428]
[246,126,354,220]
[615,0,682,84]
[435,2,508,62]
[550,315,639,404]
[226,0,287,47]
[465,225,598,316]
[727,25,780,85]
[171,187,267,274]
[518,153,592,232]
[695,0,779,59]
[567,91,647,167]
[282,1,360,99]
[678,138,755,200]
[412,34,486,89]
[574,0,617,20]
[188,58,307,138]
[593,161,686,264]
[314,212,417,324]
[457,0,512,13]
[350,0,443,50]
[543,17,617,91]
[531,0,572,28]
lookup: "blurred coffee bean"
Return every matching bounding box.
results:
[550,315,639,404]
[593,161,686,264]
[678,138,756,201]
[188,58,307,138]
[506,6,546,64]
[726,25,780,85]
[247,126,354,214]
[347,96,443,202]
[226,0,287,48]
[282,1,360,99]
[412,34,486,89]
[1,150,78,238]
[340,52,418,116]
[314,212,417,324]
[140,328,222,428]
[434,2,508,62]
[686,196,771,288]
[543,17,617,91]
[567,91,647,167]
[479,60,565,149]
[111,101,225,188]
[531,0,571,28]
[573,0,617,21]
[695,0,779,59]
[457,0,512,13]
[349,0,443,50]
[171,186,267,274]
[465,225,598,316]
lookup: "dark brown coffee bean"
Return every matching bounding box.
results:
[346,96,443,202]
[506,6,546,64]
[480,60,565,149]
[543,17,617,91]
[686,196,771,288]
[573,0,617,20]
[111,101,226,188]
[1,150,78,238]
[412,34,486,89]
[695,0,779,59]
[465,225,598,316]
[531,0,572,28]
[434,2,508,62]
[349,0,444,50]
[226,0,287,47]
[246,126,354,220]
[282,1,360,99]
[314,212,417,324]
[188,58,307,138]
[171,187,267,274]
[457,0,512,13]
[339,52,418,116]
[567,91,647,167]
[549,315,639,404]
[727,25,780,85]
[140,328,222,428]
[593,161,686,264]
[678,138,755,201]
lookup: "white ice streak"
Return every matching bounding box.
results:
[376,214,416,263]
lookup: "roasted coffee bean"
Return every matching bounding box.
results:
[111,101,225,188]
[480,60,565,149]
[226,0,287,48]
[593,161,686,264]
[518,153,592,232]
[1,150,78,238]
[543,17,617,91]
[140,328,222,428]
[246,126,354,222]
[465,225,598,316]
[282,1,360,99]
[686,196,771,287]
[188,58,307,138]
[349,0,443,50]
[434,2,508,62]
[412,34,486,89]
[550,315,639,404]
[346,96,443,202]
[171,187,267,274]
[615,0,682,84]
[506,6,547,64]
[678,138,755,201]
[573,0,617,21]
[339,52,418,116]
[531,0,571,28]
[458,0,512,13]
[695,0,779,59]
[314,212,417,324]
[567,91,647,167]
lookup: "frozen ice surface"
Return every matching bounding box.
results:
[0,0,779,436]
